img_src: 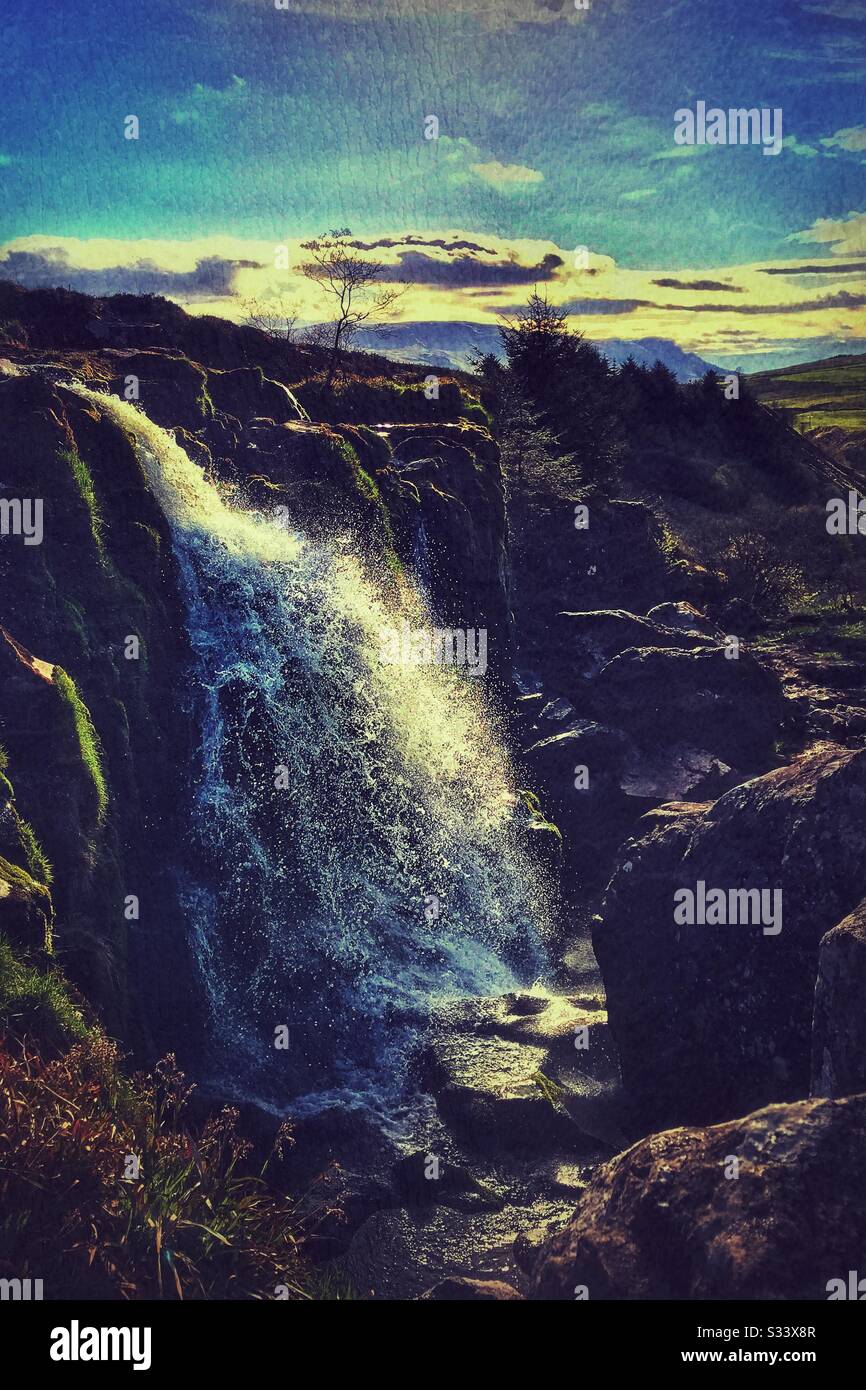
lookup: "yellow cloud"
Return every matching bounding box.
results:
[790,211,866,256]
[469,160,544,191]
[2,228,864,358]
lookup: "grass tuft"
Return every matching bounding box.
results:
[59,447,105,558]
[53,667,108,827]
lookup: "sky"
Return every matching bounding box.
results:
[0,0,864,368]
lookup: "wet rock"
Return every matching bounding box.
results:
[645,601,720,638]
[420,994,620,1157]
[555,608,711,684]
[595,742,866,1126]
[419,1277,523,1300]
[531,1093,866,1301]
[0,858,52,953]
[101,349,212,431]
[391,1152,504,1210]
[812,898,866,1098]
[390,431,512,674]
[503,992,551,1016]
[521,717,737,874]
[520,720,635,872]
[341,1203,543,1300]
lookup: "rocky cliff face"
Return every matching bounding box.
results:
[3,290,866,1303]
[0,368,193,1041]
[595,744,866,1128]
[0,347,514,1057]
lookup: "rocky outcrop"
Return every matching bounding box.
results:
[388,426,511,665]
[517,608,782,877]
[0,369,194,1040]
[595,742,866,1127]
[512,495,718,689]
[531,1093,866,1301]
[231,418,400,563]
[554,608,713,684]
[587,642,784,767]
[205,365,307,423]
[418,991,624,1158]
[812,899,866,1099]
[644,600,720,637]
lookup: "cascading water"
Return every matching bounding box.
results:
[71,386,552,1117]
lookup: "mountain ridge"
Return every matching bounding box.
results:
[350,320,722,380]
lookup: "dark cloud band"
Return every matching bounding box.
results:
[0,248,260,298]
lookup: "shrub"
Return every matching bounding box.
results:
[0,1034,318,1300]
[718,531,812,618]
[0,319,29,349]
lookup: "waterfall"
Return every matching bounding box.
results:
[70,387,551,1117]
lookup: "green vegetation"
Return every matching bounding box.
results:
[59,446,106,558]
[0,1019,315,1299]
[0,935,90,1052]
[16,819,53,887]
[352,423,392,470]
[54,667,108,827]
[477,291,622,497]
[335,435,404,580]
[748,354,866,435]
[532,1070,567,1110]
[0,745,12,802]
[0,748,53,888]
[520,788,562,841]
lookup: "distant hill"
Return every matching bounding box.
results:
[748,353,866,435]
[351,321,721,381]
[0,279,410,385]
[748,353,866,478]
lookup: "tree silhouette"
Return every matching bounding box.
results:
[298,229,407,388]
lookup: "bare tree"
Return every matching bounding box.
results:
[242,296,300,353]
[298,229,406,388]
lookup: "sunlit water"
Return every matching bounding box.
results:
[70,386,552,1118]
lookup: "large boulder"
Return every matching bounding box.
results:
[100,349,213,430]
[520,721,635,875]
[595,743,866,1127]
[812,899,866,1099]
[418,992,623,1157]
[531,1093,866,1301]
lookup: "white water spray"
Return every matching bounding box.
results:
[71,386,551,1113]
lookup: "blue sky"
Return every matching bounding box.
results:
[1,0,864,365]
